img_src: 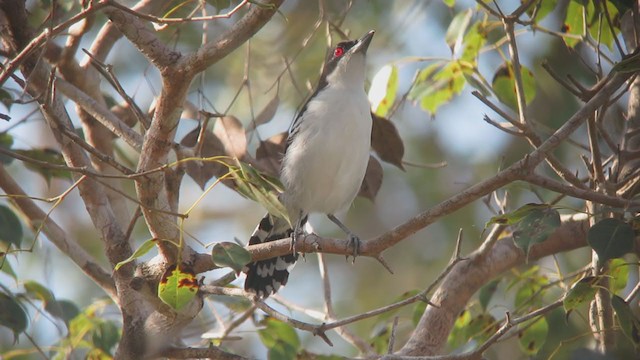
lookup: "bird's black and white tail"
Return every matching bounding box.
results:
[244,214,299,298]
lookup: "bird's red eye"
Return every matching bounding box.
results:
[334,47,344,57]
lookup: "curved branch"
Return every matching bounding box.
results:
[182,0,285,75]
[102,0,182,70]
[398,219,590,356]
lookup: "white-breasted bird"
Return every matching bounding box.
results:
[244,30,375,298]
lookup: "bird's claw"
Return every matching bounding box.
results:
[346,233,360,263]
[290,227,305,255]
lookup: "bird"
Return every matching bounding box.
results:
[244,30,375,298]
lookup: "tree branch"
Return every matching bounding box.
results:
[398,219,590,356]
[182,0,285,75]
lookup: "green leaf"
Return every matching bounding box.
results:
[0,204,22,248]
[487,203,549,226]
[370,65,399,117]
[410,61,468,115]
[258,318,300,360]
[15,149,72,185]
[443,0,455,7]
[518,317,548,355]
[491,62,537,111]
[528,0,558,23]
[563,276,598,313]
[587,218,635,263]
[0,292,27,341]
[0,253,17,280]
[561,0,585,48]
[587,1,619,51]
[369,321,392,354]
[465,313,499,344]
[92,320,120,354]
[24,280,55,302]
[609,0,634,13]
[447,310,471,349]
[445,9,473,52]
[0,133,14,164]
[69,312,96,347]
[447,310,499,347]
[515,274,548,309]
[114,238,158,271]
[211,242,252,273]
[512,207,561,257]
[611,295,640,349]
[461,22,487,64]
[478,279,500,311]
[158,265,199,310]
[610,259,629,294]
[45,299,80,323]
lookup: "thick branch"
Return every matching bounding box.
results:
[102,1,182,70]
[398,219,590,356]
[182,0,285,75]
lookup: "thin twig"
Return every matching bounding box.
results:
[105,0,250,25]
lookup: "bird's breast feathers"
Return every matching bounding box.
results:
[282,85,372,214]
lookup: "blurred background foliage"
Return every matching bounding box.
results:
[0,0,638,358]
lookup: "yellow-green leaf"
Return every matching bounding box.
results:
[369,65,399,117]
[445,9,473,52]
[563,276,597,313]
[410,61,468,115]
[24,280,55,302]
[610,259,630,294]
[158,265,199,310]
[487,203,549,226]
[518,317,548,355]
[258,318,300,360]
[562,0,585,48]
[461,22,487,63]
[512,207,561,258]
[491,62,537,111]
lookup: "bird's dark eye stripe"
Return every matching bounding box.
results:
[334,40,357,56]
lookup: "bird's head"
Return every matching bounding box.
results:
[320,30,375,89]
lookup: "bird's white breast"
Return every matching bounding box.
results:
[281,83,372,219]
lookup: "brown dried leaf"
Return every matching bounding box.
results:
[214,116,247,160]
[181,126,227,190]
[255,131,287,177]
[358,155,383,201]
[247,94,280,132]
[371,113,405,170]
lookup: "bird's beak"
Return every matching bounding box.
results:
[352,30,375,55]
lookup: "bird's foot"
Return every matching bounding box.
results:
[346,233,361,263]
[290,227,305,255]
